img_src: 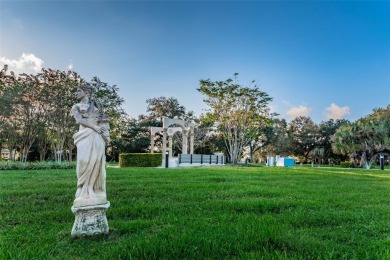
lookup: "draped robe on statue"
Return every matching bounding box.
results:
[73,103,108,208]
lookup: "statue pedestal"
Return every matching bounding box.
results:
[71,202,110,237]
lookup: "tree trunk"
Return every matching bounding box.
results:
[249,146,255,163]
[360,152,366,168]
[303,150,311,164]
[38,134,49,161]
[66,137,75,161]
[19,149,28,163]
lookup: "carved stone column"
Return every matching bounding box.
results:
[151,134,155,153]
[162,128,167,164]
[182,129,188,154]
[190,128,194,154]
[168,136,173,159]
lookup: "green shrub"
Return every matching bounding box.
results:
[340,161,353,168]
[119,153,162,167]
[0,161,76,171]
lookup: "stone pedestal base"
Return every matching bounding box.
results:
[71,202,110,237]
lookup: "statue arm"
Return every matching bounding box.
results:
[71,105,103,134]
[101,133,110,144]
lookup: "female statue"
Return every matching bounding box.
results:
[71,83,110,207]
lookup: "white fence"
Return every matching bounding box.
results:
[178,154,225,166]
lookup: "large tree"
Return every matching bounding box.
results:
[0,65,20,160]
[0,67,46,162]
[0,65,126,162]
[89,77,127,161]
[316,119,349,164]
[256,118,291,161]
[38,69,81,162]
[123,96,197,155]
[354,114,390,168]
[332,106,390,168]
[332,122,360,166]
[146,96,187,123]
[365,105,390,154]
[122,115,160,153]
[198,73,272,164]
[287,116,320,163]
[191,119,226,155]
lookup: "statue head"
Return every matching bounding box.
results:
[78,83,93,95]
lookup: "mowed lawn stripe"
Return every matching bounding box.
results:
[1,167,390,259]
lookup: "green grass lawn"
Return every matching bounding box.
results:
[1,167,390,259]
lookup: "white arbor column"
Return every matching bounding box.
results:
[162,128,167,163]
[151,134,155,153]
[190,127,194,154]
[168,136,173,159]
[182,129,188,154]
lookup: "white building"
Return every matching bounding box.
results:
[1,149,10,160]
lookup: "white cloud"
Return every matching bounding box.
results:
[0,53,44,74]
[287,105,312,119]
[324,103,350,120]
[68,62,74,70]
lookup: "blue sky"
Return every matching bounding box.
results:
[1,0,389,122]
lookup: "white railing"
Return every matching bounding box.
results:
[178,154,225,165]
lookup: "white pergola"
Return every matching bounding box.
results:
[150,117,195,162]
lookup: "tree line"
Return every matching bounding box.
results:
[0,65,125,162]
[1,66,389,167]
[121,73,390,167]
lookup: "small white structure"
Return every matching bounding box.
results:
[1,149,9,160]
[178,154,225,167]
[267,155,295,167]
[276,157,295,167]
[150,126,182,159]
[151,117,195,167]
[266,156,275,166]
[151,117,226,168]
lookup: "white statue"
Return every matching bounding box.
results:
[71,83,110,208]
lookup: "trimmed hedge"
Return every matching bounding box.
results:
[340,161,353,168]
[0,161,77,171]
[119,153,162,167]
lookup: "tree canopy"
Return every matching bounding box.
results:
[198,73,273,164]
[0,65,125,162]
[1,65,388,168]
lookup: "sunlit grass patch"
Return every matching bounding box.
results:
[1,166,390,259]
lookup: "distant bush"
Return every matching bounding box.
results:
[0,161,77,171]
[340,161,353,168]
[119,153,162,167]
